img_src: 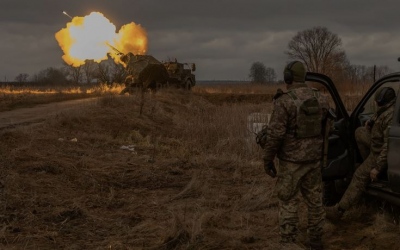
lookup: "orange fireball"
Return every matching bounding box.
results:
[55,12,148,67]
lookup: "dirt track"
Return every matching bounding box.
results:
[0,97,99,130]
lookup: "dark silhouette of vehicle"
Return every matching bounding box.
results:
[107,44,196,94]
[118,53,196,94]
[163,60,196,90]
[119,53,169,94]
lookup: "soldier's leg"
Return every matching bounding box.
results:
[279,193,300,243]
[338,154,374,210]
[300,163,324,245]
[276,160,301,242]
[355,126,371,160]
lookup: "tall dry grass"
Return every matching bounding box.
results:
[0,80,369,113]
[193,82,285,94]
[0,82,393,249]
[193,81,368,112]
[0,83,125,112]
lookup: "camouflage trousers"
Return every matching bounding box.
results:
[276,160,324,242]
[339,127,375,210]
[355,126,371,160]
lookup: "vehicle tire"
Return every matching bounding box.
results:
[185,79,192,90]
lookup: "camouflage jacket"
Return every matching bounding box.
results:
[370,100,395,172]
[263,83,330,163]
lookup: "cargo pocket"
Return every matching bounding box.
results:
[276,174,297,201]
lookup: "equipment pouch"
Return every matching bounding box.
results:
[255,125,268,148]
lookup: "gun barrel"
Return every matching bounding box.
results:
[106,43,124,56]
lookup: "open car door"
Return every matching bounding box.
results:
[388,97,400,193]
[305,73,352,181]
[307,72,400,204]
[383,74,400,193]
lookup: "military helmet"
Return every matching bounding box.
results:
[375,87,396,106]
[284,61,306,84]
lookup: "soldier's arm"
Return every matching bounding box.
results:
[375,113,393,172]
[263,98,288,162]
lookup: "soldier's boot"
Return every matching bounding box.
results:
[325,204,345,221]
[309,237,323,250]
[280,236,296,244]
[279,237,299,249]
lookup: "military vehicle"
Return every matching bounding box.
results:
[163,60,196,90]
[119,52,169,94]
[304,72,400,209]
[108,44,196,94]
[119,54,196,94]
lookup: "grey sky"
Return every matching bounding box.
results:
[1,0,400,81]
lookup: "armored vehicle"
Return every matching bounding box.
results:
[305,72,400,208]
[118,53,196,94]
[119,53,169,94]
[163,60,196,90]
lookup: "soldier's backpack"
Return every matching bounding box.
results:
[287,89,322,138]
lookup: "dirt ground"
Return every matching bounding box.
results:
[0,89,398,249]
[0,97,100,130]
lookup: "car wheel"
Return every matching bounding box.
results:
[185,79,192,90]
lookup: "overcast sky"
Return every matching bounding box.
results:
[1,0,400,81]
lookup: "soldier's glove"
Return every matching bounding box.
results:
[370,168,379,182]
[365,119,375,130]
[264,160,277,178]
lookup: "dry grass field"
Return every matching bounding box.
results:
[0,84,124,112]
[0,83,398,249]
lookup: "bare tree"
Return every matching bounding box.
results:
[15,73,29,83]
[110,63,126,84]
[96,61,111,84]
[286,26,347,75]
[249,61,267,83]
[265,67,277,83]
[338,63,391,93]
[95,56,126,85]
[373,65,390,80]
[82,60,97,84]
[64,63,83,84]
[32,67,68,85]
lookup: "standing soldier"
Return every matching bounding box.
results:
[326,87,396,220]
[263,61,330,250]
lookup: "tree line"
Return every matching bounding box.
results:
[249,26,392,86]
[13,55,126,86]
[12,26,394,87]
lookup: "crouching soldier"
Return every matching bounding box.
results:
[326,87,396,220]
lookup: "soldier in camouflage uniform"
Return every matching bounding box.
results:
[263,61,330,250]
[326,87,396,220]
